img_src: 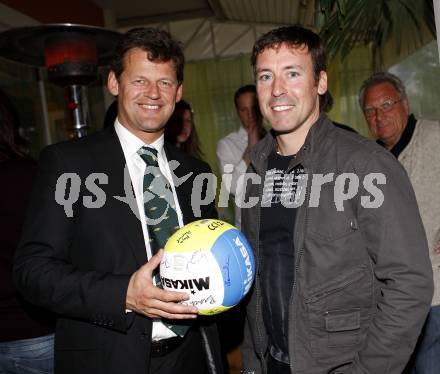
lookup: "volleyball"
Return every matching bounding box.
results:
[160,219,256,315]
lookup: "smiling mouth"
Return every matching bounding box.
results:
[139,104,160,110]
[271,105,294,112]
[376,122,389,129]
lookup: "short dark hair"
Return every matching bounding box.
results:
[234,84,257,108]
[110,27,184,83]
[251,25,327,109]
[320,90,334,113]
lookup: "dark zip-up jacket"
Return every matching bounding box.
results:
[241,115,433,374]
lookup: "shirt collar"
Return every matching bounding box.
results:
[237,126,248,138]
[114,118,165,160]
[236,126,248,145]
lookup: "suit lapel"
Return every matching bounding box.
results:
[91,127,148,266]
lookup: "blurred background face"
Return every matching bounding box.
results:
[176,109,193,144]
[236,91,260,130]
[362,82,409,149]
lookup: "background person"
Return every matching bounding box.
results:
[321,90,357,133]
[165,99,203,159]
[240,25,433,374]
[359,71,440,374]
[216,84,266,229]
[13,28,223,374]
[0,88,55,374]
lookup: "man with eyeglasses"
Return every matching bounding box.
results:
[360,71,440,374]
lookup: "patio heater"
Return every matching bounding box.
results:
[0,24,121,139]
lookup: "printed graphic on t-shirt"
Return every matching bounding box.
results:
[262,164,305,207]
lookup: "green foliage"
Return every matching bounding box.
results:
[315,0,436,66]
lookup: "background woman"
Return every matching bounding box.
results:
[165,99,203,159]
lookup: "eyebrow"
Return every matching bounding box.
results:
[131,75,147,80]
[255,68,271,74]
[283,64,305,71]
[132,75,176,82]
[255,64,305,74]
[364,97,397,107]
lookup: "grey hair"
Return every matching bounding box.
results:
[358,72,407,108]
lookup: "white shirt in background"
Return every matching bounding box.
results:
[216,126,248,229]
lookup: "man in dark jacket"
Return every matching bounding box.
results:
[240,25,433,374]
[13,28,223,374]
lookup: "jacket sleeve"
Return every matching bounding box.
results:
[13,145,132,332]
[350,150,433,373]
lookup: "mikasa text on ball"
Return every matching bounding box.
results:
[160,219,255,315]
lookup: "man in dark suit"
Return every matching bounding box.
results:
[13,28,223,374]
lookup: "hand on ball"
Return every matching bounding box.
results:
[126,249,199,319]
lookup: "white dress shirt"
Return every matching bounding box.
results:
[115,119,184,340]
[216,126,248,229]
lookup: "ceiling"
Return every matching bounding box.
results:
[91,0,315,28]
[0,0,316,66]
[91,0,316,61]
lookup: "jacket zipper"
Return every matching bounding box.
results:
[289,165,311,374]
[246,156,268,373]
[254,164,267,373]
[200,327,217,374]
[304,268,367,304]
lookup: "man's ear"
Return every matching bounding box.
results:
[107,71,119,96]
[317,71,328,95]
[176,83,183,103]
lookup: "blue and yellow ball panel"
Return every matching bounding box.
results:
[211,228,256,307]
[162,219,256,315]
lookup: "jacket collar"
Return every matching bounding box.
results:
[250,113,332,173]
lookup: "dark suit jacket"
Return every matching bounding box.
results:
[13,126,223,374]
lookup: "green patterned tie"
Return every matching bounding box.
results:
[138,146,190,337]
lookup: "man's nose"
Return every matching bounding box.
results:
[246,109,255,119]
[375,107,385,122]
[143,82,160,99]
[272,77,286,97]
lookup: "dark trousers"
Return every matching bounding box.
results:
[150,329,207,374]
[267,354,290,374]
[404,305,440,374]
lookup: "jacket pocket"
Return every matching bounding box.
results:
[305,265,371,362]
[309,216,359,242]
[325,308,360,347]
[328,361,353,374]
[307,182,359,242]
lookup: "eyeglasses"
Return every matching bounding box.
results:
[363,98,402,118]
